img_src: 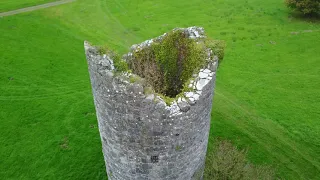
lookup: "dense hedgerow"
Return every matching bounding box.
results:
[285,0,320,16]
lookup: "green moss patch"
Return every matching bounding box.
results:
[98,46,129,72]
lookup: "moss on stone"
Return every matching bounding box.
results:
[182,78,195,94]
[144,86,154,95]
[129,74,143,84]
[97,45,108,55]
[108,170,113,177]
[175,145,182,151]
[97,46,129,72]
[129,76,136,83]
[156,93,175,105]
[113,54,129,72]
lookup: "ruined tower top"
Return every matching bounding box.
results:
[85,27,223,180]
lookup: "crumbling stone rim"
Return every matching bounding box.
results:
[84,26,219,115]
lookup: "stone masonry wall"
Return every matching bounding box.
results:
[84,27,218,180]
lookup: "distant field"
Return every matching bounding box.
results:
[0,0,319,179]
[0,0,56,12]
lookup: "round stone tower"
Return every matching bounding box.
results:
[84,27,220,180]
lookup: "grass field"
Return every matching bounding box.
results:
[0,0,57,12]
[0,0,319,179]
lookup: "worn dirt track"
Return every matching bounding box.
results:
[0,0,76,17]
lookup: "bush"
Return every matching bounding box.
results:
[206,40,226,64]
[129,30,208,97]
[285,0,320,16]
[204,140,275,180]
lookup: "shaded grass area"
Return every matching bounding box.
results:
[0,0,57,12]
[0,0,319,179]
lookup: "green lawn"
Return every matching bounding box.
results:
[0,0,319,179]
[0,0,57,12]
